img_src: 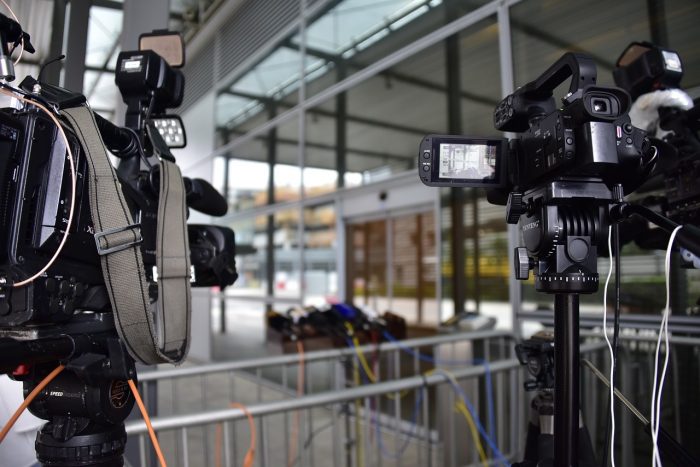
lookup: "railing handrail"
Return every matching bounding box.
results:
[580,330,700,346]
[138,329,516,381]
[126,341,606,434]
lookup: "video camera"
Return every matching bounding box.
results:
[0,14,237,466]
[419,53,650,199]
[418,50,700,467]
[614,42,700,229]
[0,29,237,329]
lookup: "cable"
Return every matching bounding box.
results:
[454,400,489,467]
[433,368,511,467]
[423,369,487,465]
[372,385,426,461]
[348,326,502,463]
[229,402,256,467]
[344,323,409,399]
[0,87,77,288]
[381,329,497,443]
[651,225,683,467]
[352,355,365,467]
[601,225,617,467]
[287,339,305,467]
[128,379,167,467]
[0,364,65,444]
[214,402,257,467]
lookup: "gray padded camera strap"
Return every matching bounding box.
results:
[62,106,191,365]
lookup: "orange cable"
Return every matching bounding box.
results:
[230,402,256,467]
[287,340,305,467]
[215,402,257,467]
[215,422,223,467]
[128,379,167,467]
[0,364,65,444]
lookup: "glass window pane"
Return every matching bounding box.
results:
[86,6,122,70]
[303,203,338,306]
[221,157,270,212]
[227,217,268,298]
[391,212,438,325]
[348,220,388,311]
[274,209,301,298]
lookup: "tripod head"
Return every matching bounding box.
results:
[1,313,136,466]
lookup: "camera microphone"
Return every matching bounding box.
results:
[184,178,229,217]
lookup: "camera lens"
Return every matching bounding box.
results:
[591,97,610,114]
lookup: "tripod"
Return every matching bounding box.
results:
[513,331,596,467]
[508,178,612,467]
[0,313,136,467]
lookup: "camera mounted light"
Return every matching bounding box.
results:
[148,115,187,148]
[138,30,185,68]
[613,41,683,100]
[115,30,185,131]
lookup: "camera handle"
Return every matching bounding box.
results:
[526,53,597,102]
[496,53,597,132]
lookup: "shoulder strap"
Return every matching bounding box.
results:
[61,106,191,364]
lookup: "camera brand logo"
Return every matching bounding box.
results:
[110,380,131,409]
[522,220,540,231]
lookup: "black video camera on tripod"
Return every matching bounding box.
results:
[0,14,238,467]
[419,51,700,467]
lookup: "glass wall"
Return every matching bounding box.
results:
[204,0,700,335]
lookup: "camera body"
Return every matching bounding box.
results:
[0,106,102,327]
[614,42,700,226]
[0,28,237,331]
[420,54,648,197]
[420,53,652,293]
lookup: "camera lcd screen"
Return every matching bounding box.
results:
[438,143,498,181]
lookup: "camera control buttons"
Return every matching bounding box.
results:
[45,278,57,293]
[422,150,431,160]
[422,165,430,172]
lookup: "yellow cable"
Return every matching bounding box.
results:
[345,323,408,399]
[454,401,489,467]
[427,368,488,465]
[352,358,365,467]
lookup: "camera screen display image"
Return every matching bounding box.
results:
[438,142,497,181]
[418,135,506,188]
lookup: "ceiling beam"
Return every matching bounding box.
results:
[283,40,499,107]
[223,129,412,165]
[220,88,441,136]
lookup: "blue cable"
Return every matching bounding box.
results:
[381,330,497,447]
[434,369,511,467]
[344,337,425,460]
[373,387,425,460]
[346,332,507,465]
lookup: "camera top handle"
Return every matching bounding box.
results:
[495,53,597,132]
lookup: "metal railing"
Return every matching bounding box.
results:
[124,329,612,467]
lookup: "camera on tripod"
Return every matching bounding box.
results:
[515,331,555,392]
[0,13,238,466]
[419,53,649,198]
[0,26,237,329]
